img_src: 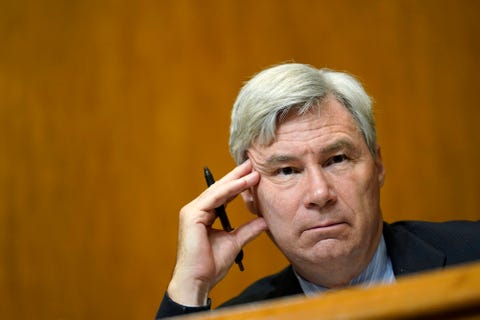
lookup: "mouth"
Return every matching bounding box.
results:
[305,221,348,232]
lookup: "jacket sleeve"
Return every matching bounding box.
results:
[155,292,211,319]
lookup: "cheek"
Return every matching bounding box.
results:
[347,172,383,232]
[343,165,381,203]
[255,181,298,230]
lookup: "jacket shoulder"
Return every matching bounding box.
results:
[388,220,480,245]
[385,220,480,267]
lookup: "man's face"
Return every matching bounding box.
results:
[245,96,385,287]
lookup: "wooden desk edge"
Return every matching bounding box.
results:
[173,261,480,320]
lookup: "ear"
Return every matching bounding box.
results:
[241,189,260,216]
[375,145,386,187]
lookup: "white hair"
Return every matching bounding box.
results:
[229,63,376,164]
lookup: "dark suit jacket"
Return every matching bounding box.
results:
[220,220,480,308]
[156,220,480,317]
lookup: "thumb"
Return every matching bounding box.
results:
[233,217,268,248]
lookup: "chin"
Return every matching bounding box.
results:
[290,241,351,264]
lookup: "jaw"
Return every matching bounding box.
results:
[281,221,383,288]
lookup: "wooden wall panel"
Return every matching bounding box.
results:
[0,0,479,319]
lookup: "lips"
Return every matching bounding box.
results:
[302,222,350,239]
[306,221,346,231]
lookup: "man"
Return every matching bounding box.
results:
[156,63,480,318]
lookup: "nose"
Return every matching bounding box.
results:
[303,167,336,209]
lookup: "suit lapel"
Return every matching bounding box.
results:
[383,222,446,277]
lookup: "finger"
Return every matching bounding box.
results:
[180,169,259,228]
[199,170,259,211]
[232,217,268,249]
[214,159,253,186]
[181,161,259,227]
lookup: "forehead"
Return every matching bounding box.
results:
[248,97,364,160]
[277,98,357,136]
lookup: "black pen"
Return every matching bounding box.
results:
[204,167,245,271]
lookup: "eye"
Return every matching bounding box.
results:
[276,167,296,176]
[325,154,348,166]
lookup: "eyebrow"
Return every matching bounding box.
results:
[320,139,356,156]
[265,154,298,165]
[263,139,357,165]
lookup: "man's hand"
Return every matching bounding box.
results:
[167,160,267,306]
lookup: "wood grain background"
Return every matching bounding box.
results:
[1,0,479,319]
